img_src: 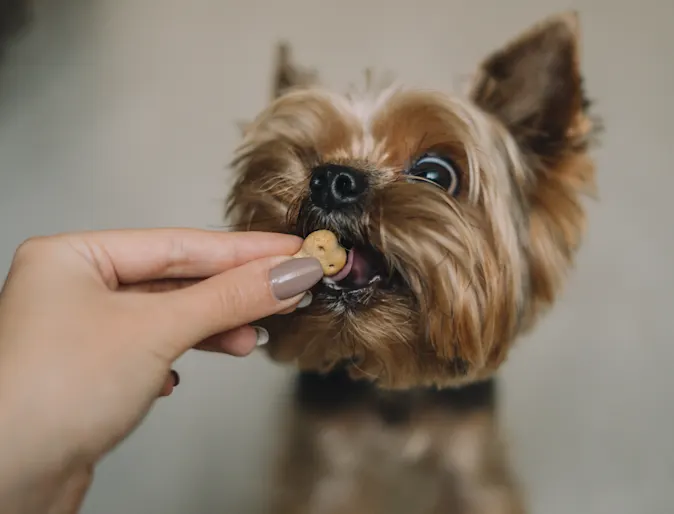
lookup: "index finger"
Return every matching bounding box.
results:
[60,228,302,286]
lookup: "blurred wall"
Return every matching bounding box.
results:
[0,1,672,513]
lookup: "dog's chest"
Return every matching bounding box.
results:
[289,370,497,513]
[310,420,454,513]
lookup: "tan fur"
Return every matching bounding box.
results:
[267,403,525,514]
[227,12,597,389]
[227,12,599,514]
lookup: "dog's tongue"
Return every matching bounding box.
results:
[331,248,373,287]
[331,249,354,282]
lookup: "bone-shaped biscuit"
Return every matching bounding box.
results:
[293,230,347,277]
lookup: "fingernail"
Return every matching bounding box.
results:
[253,326,269,346]
[170,369,180,387]
[297,291,313,309]
[270,257,323,300]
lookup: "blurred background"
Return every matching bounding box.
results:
[0,0,672,513]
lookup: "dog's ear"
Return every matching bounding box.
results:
[471,13,598,319]
[470,12,592,164]
[272,42,319,100]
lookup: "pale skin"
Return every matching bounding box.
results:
[0,228,314,514]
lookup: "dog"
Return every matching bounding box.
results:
[227,11,599,513]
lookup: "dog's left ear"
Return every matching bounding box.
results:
[470,12,592,164]
[272,43,319,100]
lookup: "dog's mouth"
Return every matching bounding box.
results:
[322,242,393,292]
[293,213,403,297]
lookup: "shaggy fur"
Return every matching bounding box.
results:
[227,12,598,389]
[267,370,526,514]
[226,11,599,513]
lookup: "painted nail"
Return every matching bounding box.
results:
[253,326,269,346]
[170,369,180,387]
[297,291,313,309]
[269,257,323,300]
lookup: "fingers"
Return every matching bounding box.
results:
[158,370,180,397]
[61,229,303,287]
[119,278,200,293]
[194,292,313,354]
[194,325,260,356]
[152,255,322,359]
[160,328,259,398]
[277,291,313,314]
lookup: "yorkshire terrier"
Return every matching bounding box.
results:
[227,12,598,514]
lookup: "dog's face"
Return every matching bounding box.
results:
[227,13,598,389]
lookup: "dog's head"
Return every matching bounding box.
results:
[226,12,599,389]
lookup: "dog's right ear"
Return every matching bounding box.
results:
[272,43,318,100]
[470,13,599,314]
[470,12,593,165]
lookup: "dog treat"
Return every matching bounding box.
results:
[293,230,347,277]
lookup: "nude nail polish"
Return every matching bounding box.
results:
[269,257,323,300]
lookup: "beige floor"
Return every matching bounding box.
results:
[0,1,672,513]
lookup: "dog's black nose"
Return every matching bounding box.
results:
[309,164,367,212]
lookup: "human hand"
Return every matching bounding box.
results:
[0,228,322,514]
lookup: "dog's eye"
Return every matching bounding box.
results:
[410,155,460,195]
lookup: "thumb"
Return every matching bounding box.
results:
[154,255,323,358]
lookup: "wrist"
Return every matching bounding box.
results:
[0,393,86,513]
[0,465,90,514]
[0,430,88,514]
